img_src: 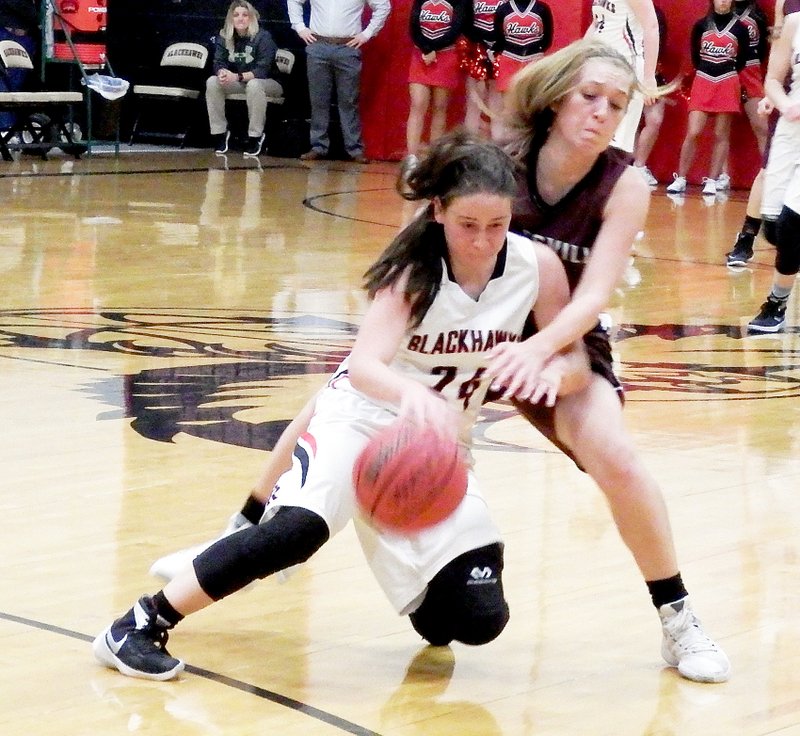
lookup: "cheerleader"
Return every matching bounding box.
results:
[715,0,768,196]
[665,0,749,196]
[490,0,553,140]
[462,0,505,136]
[407,0,473,161]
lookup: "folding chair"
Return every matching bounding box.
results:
[0,40,86,161]
[129,42,210,147]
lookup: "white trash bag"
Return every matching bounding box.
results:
[83,74,130,100]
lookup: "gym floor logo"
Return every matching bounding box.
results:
[1,309,798,454]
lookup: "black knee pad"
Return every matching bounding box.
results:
[408,542,509,647]
[194,506,329,600]
[762,217,779,246]
[775,206,800,275]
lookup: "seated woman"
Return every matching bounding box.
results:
[206,0,281,157]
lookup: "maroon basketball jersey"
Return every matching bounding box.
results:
[510,143,629,291]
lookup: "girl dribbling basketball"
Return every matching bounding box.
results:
[93,130,590,681]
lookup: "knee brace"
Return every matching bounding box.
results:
[762,217,779,246]
[774,206,800,275]
[194,506,329,600]
[408,543,509,647]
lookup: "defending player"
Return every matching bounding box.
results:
[487,38,731,683]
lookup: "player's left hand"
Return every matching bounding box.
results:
[485,339,550,401]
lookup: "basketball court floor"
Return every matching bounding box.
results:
[1,148,799,735]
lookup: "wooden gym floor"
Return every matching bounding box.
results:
[1,148,799,736]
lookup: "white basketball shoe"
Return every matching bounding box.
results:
[659,597,731,683]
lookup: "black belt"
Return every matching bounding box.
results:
[315,35,353,45]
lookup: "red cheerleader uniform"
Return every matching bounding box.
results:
[734,1,768,100]
[492,0,553,93]
[461,0,504,81]
[409,0,472,90]
[688,11,749,113]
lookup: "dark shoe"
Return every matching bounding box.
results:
[748,295,788,333]
[243,133,265,158]
[350,154,370,164]
[92,595,184,680]
[726,233,754,268]
[300,149,325,161]
[212,131,230,155]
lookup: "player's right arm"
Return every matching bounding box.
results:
[765,13,800,120]
[630,0,660,100]
[347,275,459,432]
[251,394,319,499]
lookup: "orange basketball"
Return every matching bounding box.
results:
[353,420,468,533]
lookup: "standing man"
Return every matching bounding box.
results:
[287,0,391,163]
[0,0,39,130]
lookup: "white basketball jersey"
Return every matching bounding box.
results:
[267,234,540,614]
[334,231,540,447]
[789,19,800,103]
[591,0,644,64]
[762,19,800,217]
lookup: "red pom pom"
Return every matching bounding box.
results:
[353,421,468,534]
[458,37,475,72]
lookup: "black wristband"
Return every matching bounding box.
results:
[238,72,244,82]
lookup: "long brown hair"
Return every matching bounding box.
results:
[363,129,517,327]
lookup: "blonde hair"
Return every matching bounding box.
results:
[503,39,641,161]
[221,1,261,54]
